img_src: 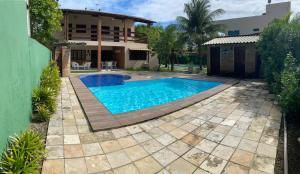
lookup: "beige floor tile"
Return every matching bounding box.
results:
[118,136,137,148]
[64,135,80,145]
[165,158,197,174]
[47,135,63,146]
[181,134,202,146]
[183,148,209,166]
[167,140,191,156]
[252,155,275,173]
[46,146,64,159]
[159,123,177,132]
[106,150,131,168]
[256,143,277,158]
[113,164,140,174]
[156,133,177,146]
[195,139,218,153]
[223,162,249,174]
[169,128,189,139]
[152,148,179,166]
[243,130,262,141]
[63,126,78,135]
[85,155,111,173]
[141,139,164,154]
[132,132,152,143]
[65,158,87,174]
[193,168,210,174]
[200,155,227,174]
[79,133,98,144]
[147,127,166,138]
[238,139,258,153]
[64,144,84,158]
[82,143,103,156]
[126,125,143,134]
[214,125,231,134]
[180,123,198,132]
[100,140,122,153]
[42,159,64,174]
[134,156,162,174]
[221,135,241,148]
[230,149,254,167]
[206,131,225,143]
[211,144,235,160]
[124,145,148,161]
[112,128,129,138]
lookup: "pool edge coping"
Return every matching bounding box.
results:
[69,75,239,131]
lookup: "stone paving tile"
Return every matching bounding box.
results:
[238,138,259,153]
[195,139,218,153]
[167,140,191,156]
[106,150,131,168]
[82,143,103,156]
[65,158,87,174]
[200,155,227,174]
[64,144,84,158]
[85,155,111,173]
[183,148,209,166]
[113,164,140,174]
[181,134,203,146]
[43,77,282,174]
[134,156,162,174]
[141,139,164,154]
[124,145,148,161]
[42,159,64,174]
[223,162,249,174]
[230,149,254,167]
[165,158,197,174]
[152,148,179,166]
[211,144,235,160]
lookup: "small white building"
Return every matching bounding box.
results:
[216,1,291,36]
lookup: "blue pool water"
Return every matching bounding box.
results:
[80,74,222,115]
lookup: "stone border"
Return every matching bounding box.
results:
[70,76,238,131]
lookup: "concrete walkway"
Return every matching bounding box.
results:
[42,75,281,174]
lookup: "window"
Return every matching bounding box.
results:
[76,24,86,33]
[129,50,147,60]
[91,25,98,41]
[228,30,240,37]
[101,26,110,35]
[253,28,260,32]
[91,25,97,33]
[71,50,86,60]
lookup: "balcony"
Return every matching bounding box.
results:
[66,27,148,44]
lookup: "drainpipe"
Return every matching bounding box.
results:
[283,112,288,174]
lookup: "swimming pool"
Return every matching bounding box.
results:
[80,74,222,115]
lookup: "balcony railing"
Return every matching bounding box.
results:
[67,28,148,43]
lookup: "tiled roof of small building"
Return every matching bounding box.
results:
[203,35,260,45]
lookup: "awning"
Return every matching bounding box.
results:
[129,48,151,51]
[203,35,260,46]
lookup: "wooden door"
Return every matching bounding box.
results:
[234,46,246,77]
[90,50,98,68]
[210,47,220,75]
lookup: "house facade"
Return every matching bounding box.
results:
[54,9,159,75]
[204,2,291,78]
[216,2,291,36]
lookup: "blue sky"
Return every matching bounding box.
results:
[58,0,300,24]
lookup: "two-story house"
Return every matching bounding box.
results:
[54,9,158,74]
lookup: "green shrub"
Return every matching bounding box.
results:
[36,104,51,122]
[0,129,45,174]
[40,60,61,95]
[32,87,56,113]
[279,52,300,115]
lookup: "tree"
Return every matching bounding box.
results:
[258,13,300,93]
[177,0,224,70]
[279,52,300,115]
[29,0,63,48]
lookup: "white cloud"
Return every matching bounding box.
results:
[59,0,300,22]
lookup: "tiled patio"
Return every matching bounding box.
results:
[42,75,282,174]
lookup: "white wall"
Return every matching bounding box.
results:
[216,2,291,36]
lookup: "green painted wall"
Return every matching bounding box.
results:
[0,0,51,151]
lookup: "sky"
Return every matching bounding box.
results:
[58,0,300,25]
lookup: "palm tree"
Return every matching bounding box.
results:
[177,0,224,70]
[154,25,184,71]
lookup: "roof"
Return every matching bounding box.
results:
[203,35,260,46]
[62,9,155,24]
